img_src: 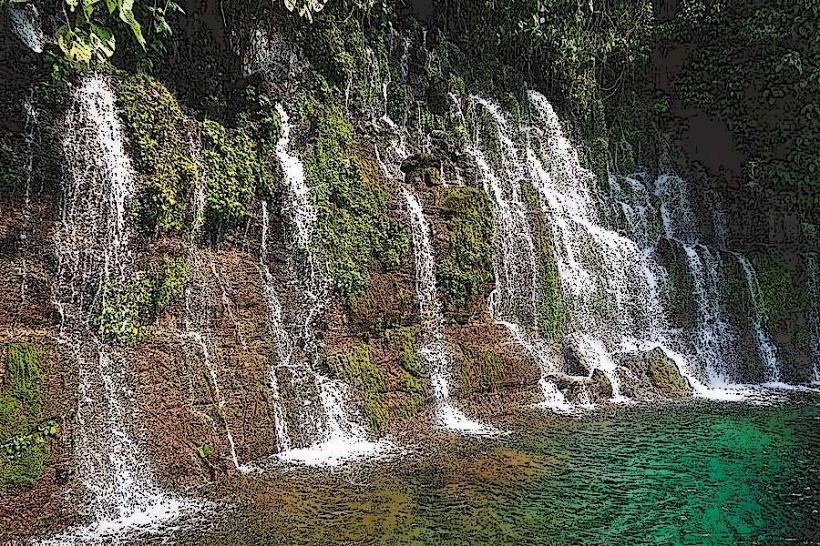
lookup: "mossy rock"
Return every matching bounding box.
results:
[618,347,692,399]
[0,343,55,490]
[401,153,443,187]
[455,344,504,396]
[310,106,408,301]
[436,186,495,313]
[589,369,613,401]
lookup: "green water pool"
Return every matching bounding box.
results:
[185,400,820,545]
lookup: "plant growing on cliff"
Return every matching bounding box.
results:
[117,74,199,234]
[201,119,259,229]
[309,106,408,300]
[96,255,189,344]
[436,187,496,310]
[0,343,54,490]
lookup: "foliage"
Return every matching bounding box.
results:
[201,119,259,229]
[342,345,389,434]
[0,0,184,66]
[391,328,427,420]
[4,344,44,411]
[658,1,820,220]
[0,342,54,490]
[436,187,495,310]
[309,106,408,300]
[195,442,212,459]
[96,255,189,344]
[0,443,48,489]
[431,1,654,113]
[117,74,199,233]
[236,88,283,198]
[1,420,58,457]
[748,253,811,357]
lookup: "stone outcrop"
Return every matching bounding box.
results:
[616,348,692,399]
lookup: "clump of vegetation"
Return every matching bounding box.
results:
[392,328,427,420]
[436,187,496,310]
[97,255,189,345]
[0,343,57,490]
[195,442,212,459]
[5,344,44,411]
[342,345,389,434]
[749,254,810,332]
[309,106,408,300]
[457,344,504,396]
[201,119,259,229]
[117,74,199,233]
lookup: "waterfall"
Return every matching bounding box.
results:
[522,91,683,399]
[180,134,253,474]
[48,76,197,542]
[259,202,292,452]
[654,174,741,384]
[466,97,566,403]
[808,255,820,383]
[736,255,781,382]
[270,105,387,465]
[468,98,539,327]
[403,188,496,434]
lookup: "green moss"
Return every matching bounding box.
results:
[0,444,48,489]
[309,106,408,301]
[117,75,199,233]
[153,256,189,310]
[0,343,54,490]
[4,344,44,412]
[535,240,564,340]
[749,253,809,331]
[236,89,283,198]
[588,136,609,183]
[457,345,504,396]
[520,180,564,339]
[96,255,189,345]
[201,119,259,228]
[342,345,389,434]
[436,187,496,310]
[389,328,427,421]
[0,396,17,424]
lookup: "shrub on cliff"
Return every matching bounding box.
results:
[96,255,189,345]
[117,74,199,234]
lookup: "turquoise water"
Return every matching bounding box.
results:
[189,401,820,545]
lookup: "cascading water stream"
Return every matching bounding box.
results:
[468,97,540,327]
[808,255,820,383]
[271,105,386,465]
[180,135,252,475]
[46,76,198,543]
[259,202,292,452]
[403,188,496,434]
[736,254,781,382]
[653,174,741,384]
[464,96,568,404]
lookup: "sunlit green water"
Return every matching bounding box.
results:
[191,401,820,545]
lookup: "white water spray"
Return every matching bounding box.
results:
[403,188,496,434]
[47,76,199,543]
[271,105,388,465]
[736,254,781,382]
